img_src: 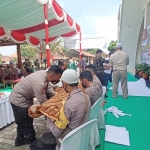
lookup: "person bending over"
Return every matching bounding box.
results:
[10,65,63,147]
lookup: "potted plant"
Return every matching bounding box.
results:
[142,63,149,79]
[135,63,140,74]
[136,63,143,77]
[142,70,149,79]
[148,67,150,80]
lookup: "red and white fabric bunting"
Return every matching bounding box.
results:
[0,0,81,47]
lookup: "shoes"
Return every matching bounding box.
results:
[15,138,36,147]
[112,95,117,98]
[123,97,128,99]
[15,137,26,147]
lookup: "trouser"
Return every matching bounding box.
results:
[113,71,128,98]
[30,133,56,150]
[104,73,112,88]
[25,67,30,74]
[96,72,107,87]
[11,103,36,143]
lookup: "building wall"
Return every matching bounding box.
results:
[118,0,148,73]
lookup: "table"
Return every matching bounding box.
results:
[0,92,15,129]
[103,73,150,150]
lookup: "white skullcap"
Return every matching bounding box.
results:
[61,69,78,84]
[116,43,122,48]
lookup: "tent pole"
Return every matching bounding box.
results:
[79,32,82,61]
[44,4,50,67]
[40,44,43,62]
[40,44,43,69]
[17,44,22,69]
[40,51,42,62]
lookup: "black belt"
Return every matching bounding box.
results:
[113,70,127,71]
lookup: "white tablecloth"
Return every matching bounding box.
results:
[118,78,150,97]
[0,92,15,129]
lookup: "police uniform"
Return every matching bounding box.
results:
[85,83,102,106]
[9,70,55,144]
[93,75,103,87]
[109,50,129,98]
[46,89,91,138]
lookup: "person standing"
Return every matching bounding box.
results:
[58,60,68,72]
[23,59,32,74]
[93,49,106,87]
[9,66,63,146]
[68,56,77,71]
[79,57,86,73]
[109,43,129,99]
[103,53,112,89]
[36,59,40,71]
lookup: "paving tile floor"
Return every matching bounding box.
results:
[0,116,49,150]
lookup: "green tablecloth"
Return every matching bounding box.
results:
[96,73,150,150]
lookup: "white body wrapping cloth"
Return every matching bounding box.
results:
[105,125,130,146]
[106,106,132,118]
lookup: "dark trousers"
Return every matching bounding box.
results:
[96,72,107,87]
[11,103,36,143]
[30,133,56,150]
[24,67,30,74]
[104,73,112,88]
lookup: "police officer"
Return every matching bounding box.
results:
[80,70,102,106]
[109,43,129,99]
[85,64,103,87]
[9,65,63,146]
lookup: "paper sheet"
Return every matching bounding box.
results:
[105,125,130,146]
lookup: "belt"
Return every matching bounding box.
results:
[113,70,127,72]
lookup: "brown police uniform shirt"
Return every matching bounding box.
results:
[9,70,55,108]
[85,83,102,106]
[93,75,102,87]
[46,89,91,138]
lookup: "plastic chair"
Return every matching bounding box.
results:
[89,98,101,149]
[102,86,106,100]
[97,86,106,129]
[59,119,98,150]
[89,98,101,120]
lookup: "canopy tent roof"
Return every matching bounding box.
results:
[65,49,95,58]
[0,0,81,47]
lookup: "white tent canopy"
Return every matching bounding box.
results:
[0,0,81,47]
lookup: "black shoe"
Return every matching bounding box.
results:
[15,137,26,147]
[15,138,36,147]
